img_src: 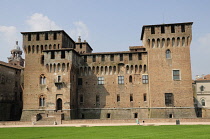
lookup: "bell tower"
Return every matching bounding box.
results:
[8,41,24,67]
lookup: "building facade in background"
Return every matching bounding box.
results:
[20,22,196,121]
[0,42,24,121]
[194,74,210,118]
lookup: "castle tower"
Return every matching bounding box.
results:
[8,41,24,67]
[141,22,196,118]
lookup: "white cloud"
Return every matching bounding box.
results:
[70,21,89,41]
[26,13,61,31]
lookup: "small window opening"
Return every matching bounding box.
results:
[51,51,55,59]
[130,94,133,102]
[36,33,40,41]
[96,95,100,103]
[129,53,132,61]
[120,54,123,61]
[58,76,61,82]
[161,26,165,34]
[107,113,111,118]
[117,94,120,102]
[129,75,132,83]
[110,55,114,61]
[200,85,205,91]
[134,113,138,118]
[80,44,82,49]
[80,95,84,103]
[201,99,205,106]
[151,26,155,34]
[169,114,173,118]
[138,53,142,60]
[144,94,147,101]
[61,51,65,59]
[101,55,105,61]
[81,114,85,119]
[166,49,171,59]
[93,55,96,62]
[171,25,175,33]
[28,34,31,41]
[53,32,57,40]
[84,56,87,62]
[41,55,44,64]
[78,78,83,85]
[45,33,48,40]
[181,25,185,32]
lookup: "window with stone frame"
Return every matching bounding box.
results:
[142,75,148,84]
[117,94,120,102]
[166,49,171,59]
[165,93,174,106]
[98,77,104,85]
[173,70,180,80]
[118,76,124,84]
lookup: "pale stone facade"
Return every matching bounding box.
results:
[194,74,210,117]
[20,22,196,121]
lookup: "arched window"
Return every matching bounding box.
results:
[147,39,150,47]
[200,85,205,91]
[152,39,155,48]
[39,95,45,107]
[172,38,175,47]
[40,74,46,85]
[28,45,31,53]
[162,38,165,48]
[157,38,160,48]
[143,65,147,73]
[167,38,170,47]
[129,75,132,83]
[201,99,205,106]
[166,49,171,59]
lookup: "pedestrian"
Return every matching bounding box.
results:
[136,118,140,125]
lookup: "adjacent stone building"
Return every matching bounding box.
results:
[194,74,210,118]
[20,22,196,121]
[0,42,24,121]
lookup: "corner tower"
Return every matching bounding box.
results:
[141,22,196,118]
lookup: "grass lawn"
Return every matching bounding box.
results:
[0,125,209,139]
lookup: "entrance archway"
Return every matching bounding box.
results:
[57,98,62,110]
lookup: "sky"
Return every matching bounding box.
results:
[0,0,210,79]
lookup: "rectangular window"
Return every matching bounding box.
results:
[101,55,105,61]
[173,70,180,80]
[142,75,148,84]
[110,55,114,61]
[171,25,175,33]
[107,113,111,118]
[58,76,61,82]
[129,53,132,61]
[80,95,84,103]
[96,95,100,103]
[80,44,82,49]
[165,93,174,106]
[41,55,44,64]
[120,54,123,61]
[36,33,40,41]
[78,78,82,85]
[161,26,165,34]
[28,34,31,41]
[45,33,48,40]
[93,55,96,62]
[61,51,65,59]
[134,113,138,118]
[181,24,185,32]
[57,84,62,90]
[130,94,133,102]
[151,26,155,34]
[138,53,142,60]
[84,56,87,62]
[98,77,104,85]
[118,76,124,84]
[117,94,120,102]
[51,52,55,59]
[53,32,57,40]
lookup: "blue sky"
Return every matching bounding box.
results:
[0,0,210,78]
